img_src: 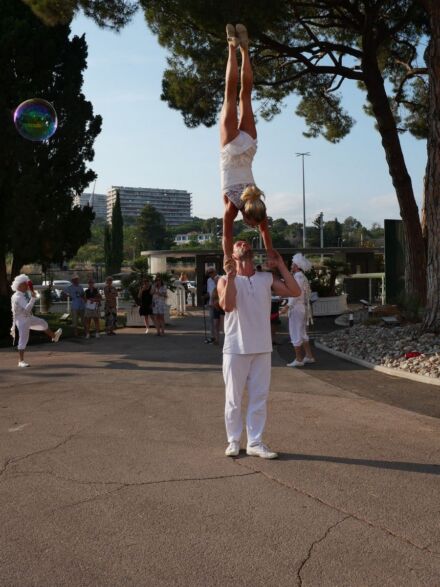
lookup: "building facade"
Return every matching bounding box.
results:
[174,233,214,246]
[73,192,107,220]
[107,186,192,226]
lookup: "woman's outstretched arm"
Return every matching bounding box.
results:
[222,199,239,263]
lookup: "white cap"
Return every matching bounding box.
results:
[11,274,30,292]
[292,253,311,272]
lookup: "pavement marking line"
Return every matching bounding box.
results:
[233,460,440,557]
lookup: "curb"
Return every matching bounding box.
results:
[314,341,440,387]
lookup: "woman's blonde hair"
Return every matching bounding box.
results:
[240,185,266,224]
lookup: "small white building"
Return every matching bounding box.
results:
[174,233,214,246]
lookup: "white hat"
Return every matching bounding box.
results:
[292,253,312,272]
[11,274,30,292]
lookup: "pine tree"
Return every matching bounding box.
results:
[110,193,124,274]
[104,223,112,276]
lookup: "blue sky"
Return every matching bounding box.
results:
[71,11,427,228]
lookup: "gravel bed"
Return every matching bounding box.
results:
[318,324,440,379]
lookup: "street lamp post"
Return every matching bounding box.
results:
[296,152,310,249]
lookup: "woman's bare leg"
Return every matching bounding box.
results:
[220,43,240,148]
[238,44,257,139]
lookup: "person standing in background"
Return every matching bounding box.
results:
[286,253,316,367]
[103,276,118,336]
[206,268,218,343]
[138,278,154,333]
[84,279,102,339]
[65,274,85,337]
[152,276,167,336]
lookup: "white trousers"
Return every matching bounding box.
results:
[288,304,309,347]
[16,316,48,350]
[223,352,271,446]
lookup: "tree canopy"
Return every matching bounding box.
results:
[136,204,173,250]
[0,0,102,295]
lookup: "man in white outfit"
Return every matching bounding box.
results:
[10,274,62,367]
[217,241,301,458]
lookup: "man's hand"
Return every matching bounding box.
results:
[223,256,236,278]
[267,249,285,270]
[266,248,278,269]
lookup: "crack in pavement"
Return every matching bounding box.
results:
[43,471,260,512]
[0,399,150,483]
[234,460,440,557]
[0,432,80,481]
[297,516,351,586]
[11,468,258,488]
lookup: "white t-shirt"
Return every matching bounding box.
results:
[220,131,257,191]
[222,271,273,355]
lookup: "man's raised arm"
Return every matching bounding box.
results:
[217,269,237,312]
[270,250,301,298]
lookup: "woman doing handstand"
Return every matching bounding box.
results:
[220,24,274,271]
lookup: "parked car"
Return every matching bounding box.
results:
[40,280,71,301]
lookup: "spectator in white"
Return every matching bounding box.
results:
[10,274,62,368]
[286,253,316,367]
[206,268,218,343]
[84,279,102,339]
[64,274,85,337]
[217,242,300,459]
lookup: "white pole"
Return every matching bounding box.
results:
[296,153,310,250]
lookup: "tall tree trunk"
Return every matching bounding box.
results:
[0,247,8,297]
[423,3,440,331]
[362,43,427,305]
[11,256,24,281]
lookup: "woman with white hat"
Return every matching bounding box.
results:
[286,254,316,368]
[10,274,62,367]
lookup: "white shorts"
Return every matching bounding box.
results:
[16,316,48,350]
[288,304,309,347]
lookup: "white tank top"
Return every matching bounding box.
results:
[222,271,273,355]
[220,131,257,191]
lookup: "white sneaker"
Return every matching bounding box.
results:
[85,333,90,339]
[95,332,100,339]
[246,444,278,459]
[287,359,304,367]
[303,357,316,364]
[225,441,240,457]
[52,328,62,343]
[18,361,30,368]
[145,328,149,334]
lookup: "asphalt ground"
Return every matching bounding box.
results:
[1,311,440,586]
